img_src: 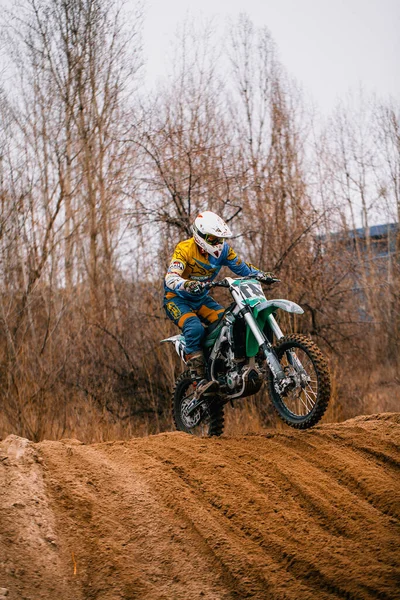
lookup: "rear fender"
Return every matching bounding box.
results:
[160,334,187,363]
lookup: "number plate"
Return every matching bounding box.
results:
[233,280,266,306]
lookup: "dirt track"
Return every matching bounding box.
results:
[0,413,399,600]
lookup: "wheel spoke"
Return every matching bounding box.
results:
[299,394,311,412]
[277,346,320,417]
[306,385,317,398]
[304,389,316,409]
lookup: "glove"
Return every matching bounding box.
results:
[256,271,277,284]
[183,280,205,295]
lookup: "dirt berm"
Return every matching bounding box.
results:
[0,413,399,600]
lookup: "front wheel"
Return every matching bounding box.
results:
[172,370,225,436]
[268,334,331,429]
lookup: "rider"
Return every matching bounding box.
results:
[164,210,274,396]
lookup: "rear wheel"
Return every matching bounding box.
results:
[172,370,225,436]
[268,334,331,429]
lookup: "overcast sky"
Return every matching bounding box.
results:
[142,0,400,114]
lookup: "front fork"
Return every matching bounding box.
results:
[241,310,285,381]
[243,310,305,394]
[267,314,306,375]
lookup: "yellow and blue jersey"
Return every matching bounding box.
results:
[165,238,261,301]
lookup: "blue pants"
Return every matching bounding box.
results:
[164,294,224,354]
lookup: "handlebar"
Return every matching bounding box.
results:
[204,281,229,290]
[204,276,280,290]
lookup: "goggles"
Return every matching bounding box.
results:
[194,224,225,246]
[204,234,224,246]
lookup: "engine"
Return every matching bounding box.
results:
[225,359,264,399]
[209,321,264,399]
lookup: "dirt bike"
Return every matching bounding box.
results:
[161,275,331,436]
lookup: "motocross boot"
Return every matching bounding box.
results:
[186,351,219,398]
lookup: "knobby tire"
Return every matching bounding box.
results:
[268,334,331,429]
[172,370,225,437]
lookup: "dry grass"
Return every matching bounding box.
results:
[1,361,397,443]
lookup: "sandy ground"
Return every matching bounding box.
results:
[0,413,399,600]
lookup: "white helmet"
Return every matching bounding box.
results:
[192,211,233,258]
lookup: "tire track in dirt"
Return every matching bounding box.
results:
[142,441,351,600]
[38,440,241,600]
[352,445,400,472]
[138,443,325,600]
[0,436,72,599]
[0,413,399,600]
[115,443,284,599]
[272,430,400,521]
[144,432,397,599]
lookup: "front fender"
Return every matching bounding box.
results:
[255,299,304,315]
